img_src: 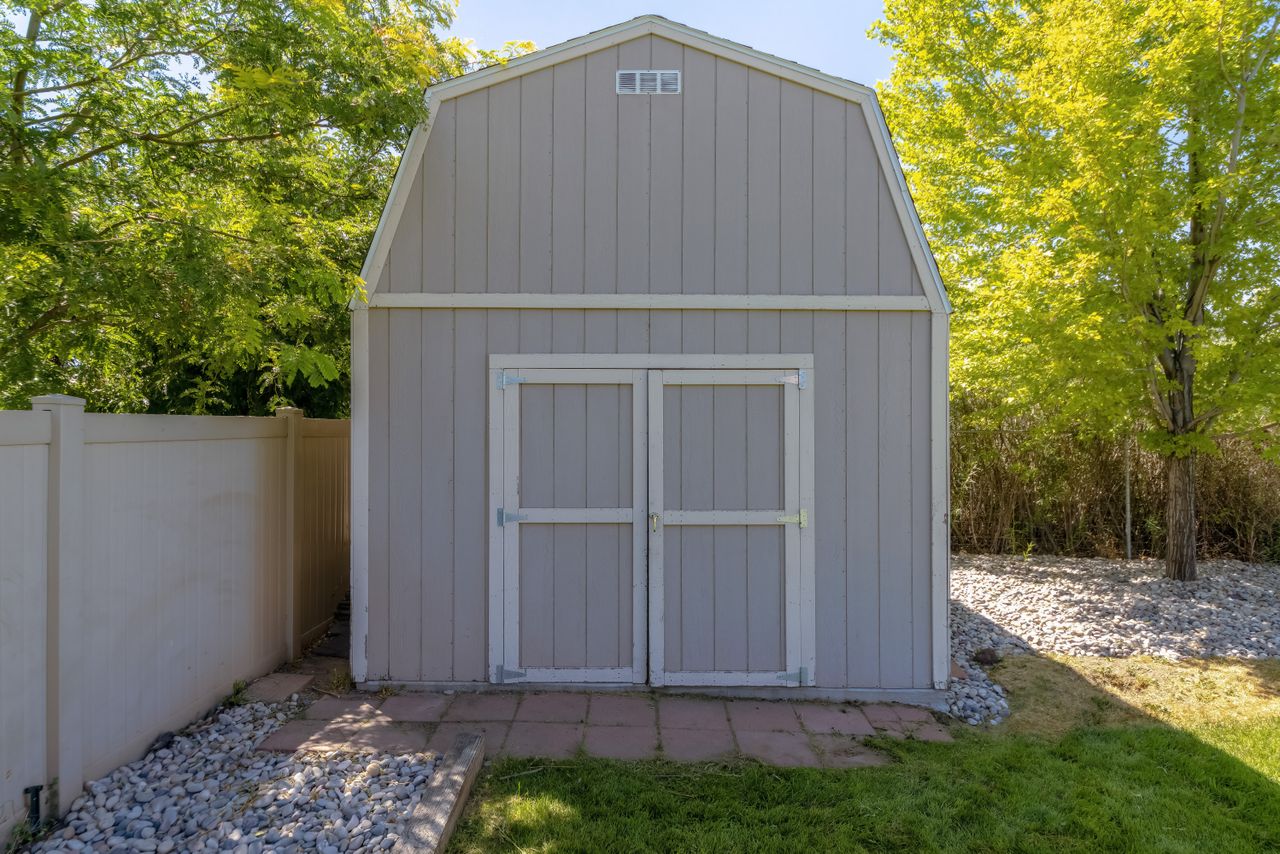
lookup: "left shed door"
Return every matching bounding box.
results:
[488,368,648,684]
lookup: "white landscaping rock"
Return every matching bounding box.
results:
[945,554,1280,725]
[26,699,438,854]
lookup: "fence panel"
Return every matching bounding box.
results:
[79,416,290,780]
[296,419,351,651]
[0,412,51,835]
[0,402,350,840]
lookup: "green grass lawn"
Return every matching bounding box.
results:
[451,657,1280,853]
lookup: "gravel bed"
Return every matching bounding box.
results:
[945,554,1280,725]
[28,698,438,854]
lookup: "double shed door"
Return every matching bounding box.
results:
[487,363,815,688]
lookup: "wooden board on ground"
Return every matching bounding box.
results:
[395,733,485,853]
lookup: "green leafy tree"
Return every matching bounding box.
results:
[1,0,525,415]
[875,0,1280,579]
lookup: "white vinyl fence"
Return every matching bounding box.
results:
[0,397,350,839]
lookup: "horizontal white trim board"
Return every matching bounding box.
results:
[301,419,351,438]
[368,293,934,312]
[355,681,947,708]
[85,414,288,444]
[0,410,52,446]
[491,354,814,370]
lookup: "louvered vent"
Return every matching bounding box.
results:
[616,70,681,95]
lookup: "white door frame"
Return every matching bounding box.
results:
[487,367,648,684]
[647,368,816,687]
[487,354,815,688]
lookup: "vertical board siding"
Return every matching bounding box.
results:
[649,37,684,295]
[552,59,586,294]
[386,35,929,301]
[367,308,935,688]
[388,312,423,678]
[779,81,814,295]
[420,312,455,679]
[368,38,941,686]
[747,69,781,296]
[616,37,652,295]
[519,70,553,294]
[454,90,489,293]
[877,313,915,687]
[845,312,881,686]
[812,93,847,295]
[487,80,521,293]
[681,45,716,295]
[713,59,748,295]
[418,101,454,293]
[584,48,619,294]
[0,431,48,836]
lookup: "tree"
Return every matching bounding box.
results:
[874,0,1280,579]
[1,0,526,416]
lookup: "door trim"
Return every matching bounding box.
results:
[491,353,813,370]
[646,367,817,688]
[487,367,648,685]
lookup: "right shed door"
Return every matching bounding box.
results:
[647,369,815,688]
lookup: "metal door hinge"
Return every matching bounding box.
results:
[778,369,808,390]
[777,509,809,528]
[494,664,526,683]
[496,507,528,526]
[495,370,526,390]
[778,666,807,684]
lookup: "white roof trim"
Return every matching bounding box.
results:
[357,15,950,314]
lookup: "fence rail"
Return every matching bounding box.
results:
[0,397,350,838]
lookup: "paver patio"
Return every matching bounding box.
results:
[255,686,952,768]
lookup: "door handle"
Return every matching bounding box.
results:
[649,513,660,533]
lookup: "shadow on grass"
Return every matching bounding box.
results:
[451,658,1280,852]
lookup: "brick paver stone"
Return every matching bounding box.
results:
[443,693,520,721]
[894,705,936,723]
[345,723,430,754]
[300,723,367,755]
[725,700,800,732]
[658,697,730,731]
[660,728,736,762]
[812,734,892,769]
[379,694,451,722]
[588,695,655,727]
[735,731,821,768]
[303,696,383,722]
[256,720,331,753]
[794,703,876,737]
[504,722,585,758]
[244,673,313,704]
[860,704,902,726]
[515,693,590,723]
[428,722,509,758]
[584,725,658,760]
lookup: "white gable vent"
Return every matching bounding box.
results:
[616,70,681,95]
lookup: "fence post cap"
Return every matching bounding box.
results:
[31,394,86,408]
[274,406,304,418]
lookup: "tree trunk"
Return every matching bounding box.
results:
[1165,452,1197,581]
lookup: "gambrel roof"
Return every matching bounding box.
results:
[359,14,950,314]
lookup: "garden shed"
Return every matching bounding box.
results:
[350,15,952,701]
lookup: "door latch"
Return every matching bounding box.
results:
[649,513,661,533]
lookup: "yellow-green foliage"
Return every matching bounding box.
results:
[873,0,1280,455]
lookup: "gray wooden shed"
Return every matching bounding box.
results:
[350,15,952,702]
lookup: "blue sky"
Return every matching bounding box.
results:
[446,0,895,87]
